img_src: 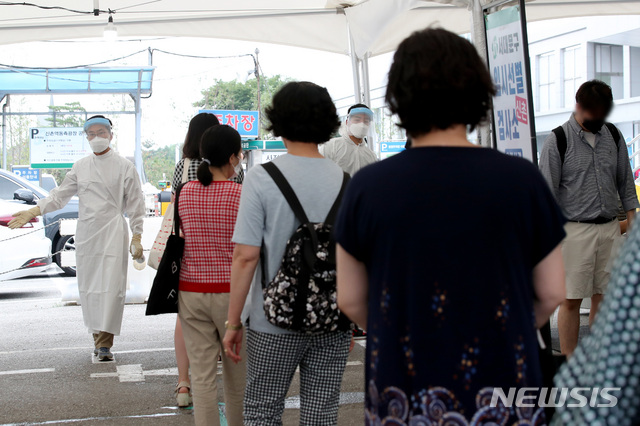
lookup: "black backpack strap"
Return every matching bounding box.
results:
[262,162,310,224]
[325,172,351,225]
[173,182,187,235]
[605,122,621,148]
[552,126,567,165]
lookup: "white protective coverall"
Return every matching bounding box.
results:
[38,150,145,335]
[322,134,378,176]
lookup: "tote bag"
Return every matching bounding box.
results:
[148,158,190,270]
[145,183,186,315]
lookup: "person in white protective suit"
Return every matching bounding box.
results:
[321,103,378,176]
[9,115,146,362]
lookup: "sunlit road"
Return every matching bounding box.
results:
[0,268,365,425]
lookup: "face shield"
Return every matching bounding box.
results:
[340,107,375,140]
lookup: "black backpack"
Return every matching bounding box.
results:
[260,162,352,333]
[552,122,620,164]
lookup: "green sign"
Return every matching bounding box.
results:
[242,140,286,150]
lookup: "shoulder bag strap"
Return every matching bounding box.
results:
[262,162,310,224]
[552,126,567,165]
[605,123,621,148]
[173,182,186,236]
[181,158,191,184]
[325,172,351,225]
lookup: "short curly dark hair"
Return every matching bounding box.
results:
[575,80,613,117]
[385,28,496,138]
[265,82,340,144]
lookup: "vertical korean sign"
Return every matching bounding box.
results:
[485,4,537,164]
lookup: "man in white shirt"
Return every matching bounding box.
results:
[322,104,378,176]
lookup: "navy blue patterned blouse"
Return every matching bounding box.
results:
[335,147,566,425]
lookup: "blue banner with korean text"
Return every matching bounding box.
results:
[199,109,259,139]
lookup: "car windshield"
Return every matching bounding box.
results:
[2,171,49,199]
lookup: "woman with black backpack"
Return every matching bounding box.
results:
[223,81,353,425]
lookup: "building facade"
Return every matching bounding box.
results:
[528,15,640,156]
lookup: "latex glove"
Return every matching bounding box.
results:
[130,234,144,260]
[8,206,41,229]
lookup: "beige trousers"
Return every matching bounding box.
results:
[179,291,246,426]
[92,332,114,349]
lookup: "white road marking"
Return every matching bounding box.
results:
[0,297,61,305]
[91,363,224,381]
[0,368,55,376]
[144,367,178,376]
[116,364,145,382]
[114,347,173,354]
[356,339,366,348]
[0,412,179,425]
[0,346,173,356]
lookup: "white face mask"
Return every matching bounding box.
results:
[89,136,110,153]
[349,122,370,139]
[230,158,243,179]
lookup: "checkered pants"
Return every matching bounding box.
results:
[244,328,351,426]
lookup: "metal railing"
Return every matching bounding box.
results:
[628,134,640,177]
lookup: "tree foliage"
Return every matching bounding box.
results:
[45,102,86,128]
[142,142,177,189]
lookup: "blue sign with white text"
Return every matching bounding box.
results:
[12,166,40,183]
[380,141,406,153]
[199,109,259,139]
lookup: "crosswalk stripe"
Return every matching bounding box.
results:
[0,368,55,376]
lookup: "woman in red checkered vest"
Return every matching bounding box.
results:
[177,124,246,426]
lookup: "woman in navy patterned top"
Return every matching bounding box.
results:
[334,28,567,425]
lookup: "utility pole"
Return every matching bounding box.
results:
[254,48,261,139]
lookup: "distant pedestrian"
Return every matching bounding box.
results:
[223,81,352,425]
[321,103,377,176]
[335,28,566,424]
[539,80,639,356]
[178,125,246,426]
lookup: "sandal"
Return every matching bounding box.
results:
[176,381,192,407]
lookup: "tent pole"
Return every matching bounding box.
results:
[132,93,144,183]
[362,54,371,107]
[471,0,492,148]
[2,95,9,170]
[348,28,362,105]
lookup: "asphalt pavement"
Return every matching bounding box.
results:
[0,268,366,425]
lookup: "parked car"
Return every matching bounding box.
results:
[0,199,52,281]
[0,169,78,276]
[40,173,58,192]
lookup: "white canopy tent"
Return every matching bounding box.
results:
[0,1,639,56]
[1,0,639,149]
[1,0,639,105]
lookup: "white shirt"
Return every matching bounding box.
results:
[321,134,378,176]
